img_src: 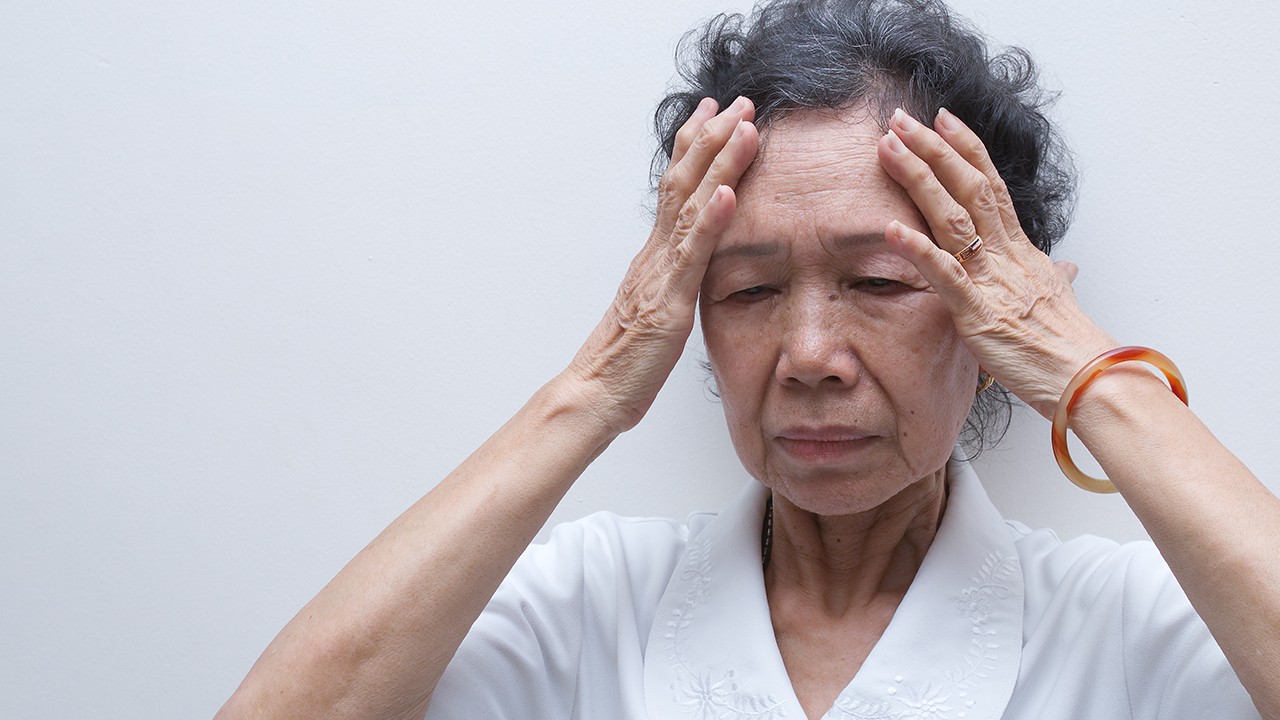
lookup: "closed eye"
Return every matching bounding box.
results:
[854,277,908,293]
[730,285,777,302]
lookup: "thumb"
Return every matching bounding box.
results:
[1053,260,1079,285]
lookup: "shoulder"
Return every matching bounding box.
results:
[1002,522,1257,719]
[1003,522,1211,622]
[1005,521,1188,637]
[428,509,716,718]
[516,510,708,589]
[475,508,720,645]
[1007,522,1162,594]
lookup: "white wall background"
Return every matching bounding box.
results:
[3,0,1278,717]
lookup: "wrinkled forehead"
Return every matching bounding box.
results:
[728,109,919,242]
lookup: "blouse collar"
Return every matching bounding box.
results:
[644,458,1024,720]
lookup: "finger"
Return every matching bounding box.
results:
[878,128,990,274]
[887,108,1004,251]
[675,96,755,190]
[670,97,719,167]
[684,118,759,222]
[1053,260,1079,284]
[932,108,1022,237]
[670,185,737,300]
[655,97,756,235]
[884,219,988,333]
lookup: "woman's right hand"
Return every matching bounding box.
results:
[566,96,759,435]
[217,98,759,720]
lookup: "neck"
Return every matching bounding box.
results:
[764,468,947,617]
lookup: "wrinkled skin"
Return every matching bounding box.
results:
[700,111,979,516]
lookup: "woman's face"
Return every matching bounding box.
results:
[700,110,978,516]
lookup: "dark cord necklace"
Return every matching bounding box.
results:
[761,495,773,567]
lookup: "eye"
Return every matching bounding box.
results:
[730,285,776,302]
[855,277,903,292]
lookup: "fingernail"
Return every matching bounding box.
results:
[731,120,746,140]
[885,130,908,154]
[893,108,920,131]
[732,95,749,111]
[697,97,714,114]
[706,185,729,207]
[935,107,961,132]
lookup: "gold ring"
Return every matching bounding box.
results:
[953,235,984,264]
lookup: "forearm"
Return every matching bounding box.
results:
[1072,370,1280,718]
[217,374,617,720]
[216,95,755,720]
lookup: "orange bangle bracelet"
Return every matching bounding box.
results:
[1051,346,1188,494]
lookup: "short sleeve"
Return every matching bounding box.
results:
[1114,542,1258,720]
[424,512,687,719]
[1010,528,1259,720]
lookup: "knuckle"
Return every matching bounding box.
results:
[674,123,699,152]
[688,121,725,157]
[673,199,701,236]
[989,174,1013,204]
[632,305,677,335]
[616,271,642,303]
[701,157,728,189]
[903,162,934,188]
[615,284,657,324]
[971,178,999,214]
[669,240,697,272]
[944,255,973,287]
[656,173,688,213]
[617,284,679,332]
[919,134,950,160]
[944,208,975,237]
[961,135,989,160]
[656,172,679,199]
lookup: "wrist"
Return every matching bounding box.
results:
[1050,346,1189,494]
[1019,328,1119,419]
[535,371,628,449]
[1066,364,1172,432]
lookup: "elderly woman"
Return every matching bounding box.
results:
[218,0,1278,718]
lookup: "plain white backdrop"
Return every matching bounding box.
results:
[3,0,1278,717]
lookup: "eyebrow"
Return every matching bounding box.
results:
[710,242,780,259]
[711,232,885,260]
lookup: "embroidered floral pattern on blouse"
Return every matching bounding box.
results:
[830,551,1018,720]
[662,522,1016,720]
[663,533,790,719]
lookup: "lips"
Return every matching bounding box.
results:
[775,426,876,463]
[777,426,872,442]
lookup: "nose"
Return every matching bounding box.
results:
[775,297,862,389]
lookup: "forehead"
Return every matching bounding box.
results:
[726,110,919,244]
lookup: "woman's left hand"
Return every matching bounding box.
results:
[876,107,1112,419]
[878,110,1280,718]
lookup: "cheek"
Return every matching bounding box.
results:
[701,309,776,442]
[701,299,776,380]
[887,302,977,446]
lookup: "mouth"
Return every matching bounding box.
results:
[774,427,876,464]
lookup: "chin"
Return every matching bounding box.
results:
[754,441,954,516]
[762,465,921,516]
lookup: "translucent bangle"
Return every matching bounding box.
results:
[1051,346,1188,494]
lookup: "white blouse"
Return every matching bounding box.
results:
[426,461,1258,719]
